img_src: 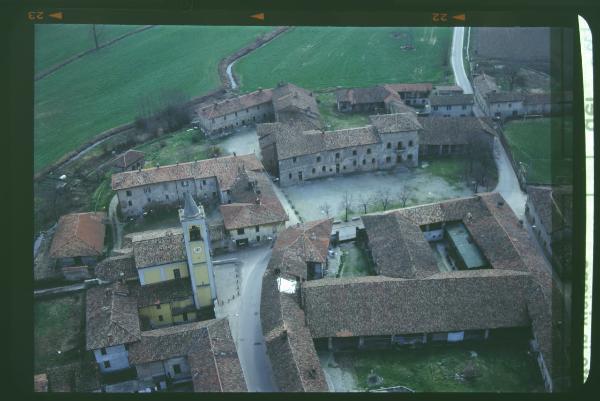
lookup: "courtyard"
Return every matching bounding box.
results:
[319,340,544,392]
[282,159,474,222]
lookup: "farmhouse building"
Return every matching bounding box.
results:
[335,85,408,113]
[260,193,568,392]
[193,82,321,137]
[49,212,107,270]
[432,84,464,96]
[525,185,572,277]
[112,154,263,217]
[127,319,246,392]
[258,112,421,186]
[386,82,433,108]
[113,150,145,172]
[417,116,497,157]
[428,94,474,117]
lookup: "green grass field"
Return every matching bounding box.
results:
[34,25,273,173]
[503,117,573,185]
[34,293,85,373]
[339,243,375,277]
[348,341,544,392]
[135,128,208,168]
[235,27,453,92]
[35,24,141,74]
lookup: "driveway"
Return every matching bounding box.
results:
[451,27,473,94]
[213,244,277,392]
[491,137,528,219]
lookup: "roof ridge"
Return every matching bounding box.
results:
[206,327,224,391]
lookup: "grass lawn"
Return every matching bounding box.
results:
[347,341,544,392]
[34,25,273,173]
[317,92,372,130]
[503,117,573,185]
[91,172,114,213]
[34,293,86,374]
[135,129,208,168]
[123,207,181,234]
[235,27,453,92]
[423,158,469,187]
[339,242,375,277]
[35,24,141,74]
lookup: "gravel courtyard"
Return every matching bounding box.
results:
[215,126,261,159]
[282,163,473,222]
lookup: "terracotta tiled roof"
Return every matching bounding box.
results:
[131,228,186,269]
[130,279,194,308]
[268,219,333,280]
[385,83,433,93]
[485,91,524,103]
[369,112,422,133]
[113,150,145,169]
[197,89,273,120]
[111,154,264,191]
[127,319,247,392]
[46,361,101,392]
[417,116,497,145]
[85,282,141,350]
[429,94,474,106]
[94,254,137,282]
[335,85,394,105]
[49,212,107,259]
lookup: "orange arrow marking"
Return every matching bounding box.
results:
[250,13,265,21]
[452,14,466,21]
[49,11,63,20]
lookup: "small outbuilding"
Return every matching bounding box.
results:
[49,212,107,268]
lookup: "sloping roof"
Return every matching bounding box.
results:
[385,83,433,93]
[94,254,137,282]
[220,169,288,230]
[362,213,439,279]
[86,282,141,350]
[197,89,273,120]
[272,83,320,118]
[260,270,329,392]
[433,85,464,94]
[429,94,474,106]
[302,270,533,338]
[524,93,552,105]
[486,91,524,103]
[131,279,194,308]
[322,126,381,150]
[131,229,186,269]
[46,361,101,392]
[49,212,106,259]
[335,85,395,105]
[128,319,247,392]
[369,112,422,133]
[473,73,499,97]
[111,154,264,191]
[268,219,333,280]
[113,150,145,169]
[417,116,497,145]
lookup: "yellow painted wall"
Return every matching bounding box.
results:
[139,304,173,327]
[189,240,206,264]
[163,261,189,280]
[196,286,212,307]
[194,264,210,286]
[173,311,197,324]
[143,269,162,285]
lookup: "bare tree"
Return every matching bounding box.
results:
[466,135,495,192]
[375,189,392,211]
[320,202,331,218]
[340,191,353,222]
[396,185,410,208]
[356,193,373,214]
[504,65,526,91]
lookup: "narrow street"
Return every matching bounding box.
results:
[214,244,278,392]
[108,194,124,251]
[450,27,473,95]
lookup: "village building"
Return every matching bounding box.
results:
[258,112,421,187]
[432,84,464,96]
[113,150,146,172]
[385,82,433,108]
[428,94,474,117]
[260,220,334,392]
[335,85,408,113]
[86,282,141,374]
[133,278,197,329]
[192,82,321,137]
[417,116,497,157]
[127,318,246,392]
[94,254,138,283]
[49,212,107,280]
[111,154,263,217]
[260,193,568,393]
[525,185,573,277]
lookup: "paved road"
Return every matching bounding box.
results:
[215,244,278,392]
[450,27,473,95]
[108,194,124,251]
[271,184,301,227]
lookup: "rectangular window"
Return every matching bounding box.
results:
[100,348,107,355]
[312,168,316,174]
[462,105,467,110]
[256,235,261,242]
[156,304,161,310]
[508,103,512,108]
[322,166,326,172]
[446,105,452,110]
[367,148,371,154]
[292,157,297,163]
[362,159,366,165]
[128,200,132,206]
[165,194,169,200]
[182,312,188,321]
[433,106,438,111]
[174,269,181,280]
[335,153,340,159]
[372,158,376,164]
[255,226,260,232]
[104,361,111,369]
[126,190,132,197]
[173,364,182,375]
[147,197,151,203]
[316,156,321,162]
[387,143,391,149]
[237,228,245,235]
[158,315,164,322]
[386,156,391,163]
[352,150,357,156]
[353,160,357,166]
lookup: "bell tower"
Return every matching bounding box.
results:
[179,191,217,312]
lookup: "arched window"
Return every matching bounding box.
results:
[190,226,202,241]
